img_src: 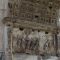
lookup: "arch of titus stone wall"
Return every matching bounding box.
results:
[3,0,60,60]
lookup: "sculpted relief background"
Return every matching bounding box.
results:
[2,0,60,60]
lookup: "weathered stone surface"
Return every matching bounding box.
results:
[3,0,60,28]
[2,0,60,59]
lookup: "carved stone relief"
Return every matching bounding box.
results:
[8,28,55,55]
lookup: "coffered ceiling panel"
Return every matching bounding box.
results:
[4,0,60,28]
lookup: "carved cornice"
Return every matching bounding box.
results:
[3,17,57,32]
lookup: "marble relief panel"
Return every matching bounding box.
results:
[11,28,55,55]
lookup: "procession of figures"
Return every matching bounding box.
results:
[12,28,55,55]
